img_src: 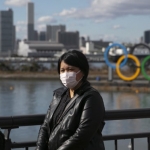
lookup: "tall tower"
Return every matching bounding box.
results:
[0,9,15,55]
[46,25,66,42]
[57,31,79,49]
[144,30,150,44]
[27,2,34,41]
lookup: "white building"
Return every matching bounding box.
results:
[18,40,65,57]
[80,41,111,54]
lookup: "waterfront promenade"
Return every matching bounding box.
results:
[0,76,150,150]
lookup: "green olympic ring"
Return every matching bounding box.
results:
[141,55,150,80]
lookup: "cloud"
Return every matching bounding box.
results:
[37,16,57,23]
[59,8,77,16]
[16,26,27,39]
[113,25,121,29]
[17,21,27,25]
[15,20,27,39]
[5,0,31,7]
[37,24,46,31]
[94,19,105,23]
[16,26,26,32]
[58,0,150,21]
[16,20,26,32]
[102,34,119,41]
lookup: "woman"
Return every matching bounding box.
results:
[0,130,5,150]
[35,50,105,150]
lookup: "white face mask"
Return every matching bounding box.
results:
[60,70,82,89]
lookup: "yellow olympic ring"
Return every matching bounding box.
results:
[116,54,141,81]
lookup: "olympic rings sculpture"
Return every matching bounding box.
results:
[104,43,150,81]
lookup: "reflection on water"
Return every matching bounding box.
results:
[116,93,140,109]
[0,79,150,150]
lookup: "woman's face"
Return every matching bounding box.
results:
[60,61,84,81]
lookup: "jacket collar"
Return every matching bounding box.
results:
[53,86,68,96]
[74,80,91,95]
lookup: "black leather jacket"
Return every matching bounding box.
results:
[36,81,105,150]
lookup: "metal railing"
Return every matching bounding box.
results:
[1,108,150,150]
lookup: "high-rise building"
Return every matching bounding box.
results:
[39,31,46,41]
[144,30,150,44]
[34,30,38,41]
[27,2,34,41]
[79,37,86,47]
[57,31,79,49]
[46,25,66,42]
[0,9,15,55]
[12,25,16,53]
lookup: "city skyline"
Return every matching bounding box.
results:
[0,0,150,43]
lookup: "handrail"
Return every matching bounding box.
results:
[1,108,150,150]
[10,132,150,147]
[103,132,150,140]
[0,108,150,128]
[0,114,44,128]
[105,108,150,120]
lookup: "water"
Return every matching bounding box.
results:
[0,79,150,150]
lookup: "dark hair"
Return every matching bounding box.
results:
[57,50,89,80]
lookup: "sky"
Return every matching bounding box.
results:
[0,0,150,43]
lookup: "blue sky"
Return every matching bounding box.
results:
[0,0,150,43]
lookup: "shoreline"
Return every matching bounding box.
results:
[0,71,106,79]
[92,84,150,93]
[0,71,149,92]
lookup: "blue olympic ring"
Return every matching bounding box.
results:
[104,43,128,69]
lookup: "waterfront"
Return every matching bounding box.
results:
[0,79,150,150]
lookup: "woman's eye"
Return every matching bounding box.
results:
[60,70,64,73]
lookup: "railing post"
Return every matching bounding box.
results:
[131,138,134,150]
[148,137,150,150]
[115,140,118,150]
[4,129,11,150]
